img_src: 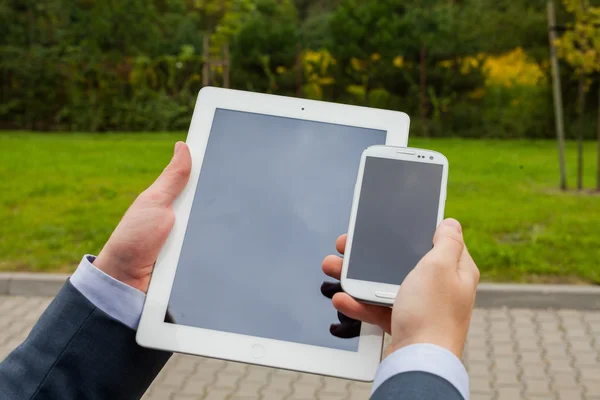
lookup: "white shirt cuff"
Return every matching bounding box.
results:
[372,343,469,400]
[70,255,146,330]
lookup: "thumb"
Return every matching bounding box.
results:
[146,142,192,206]
[430,218,465,264]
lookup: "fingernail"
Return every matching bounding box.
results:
[443,218,462,234]
[173,142,182,155]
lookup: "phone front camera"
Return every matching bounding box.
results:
[429,156,434,160]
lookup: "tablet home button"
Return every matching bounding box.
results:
[251,344,265,359]
[375,291,396,299]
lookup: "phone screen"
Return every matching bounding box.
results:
[347,156,444,285]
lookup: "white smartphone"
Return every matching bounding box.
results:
[340,145,449,306]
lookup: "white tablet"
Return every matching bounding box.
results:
[137,87,410,381]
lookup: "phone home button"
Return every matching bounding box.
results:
[375,291,396,300]
[251,344,265,359]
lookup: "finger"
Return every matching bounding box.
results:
[145,142,192,206]
[329,320,361,339]
[322,255,343,280]
[320,281,342,299]
[458,246,480,289]
[431,218,465,264]
[332,293,392,333]
[336,234,347,255]
[337,310,357,324]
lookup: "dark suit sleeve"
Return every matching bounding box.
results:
[0,280,171,400]
[371,371,465,400]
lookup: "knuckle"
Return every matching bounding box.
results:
[472,263,481,282]
[165,163,190,181]
[425,253,450,269]
[139,188,167,205]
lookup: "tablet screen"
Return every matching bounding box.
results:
[167,109,386,352]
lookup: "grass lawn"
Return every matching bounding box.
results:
[1,132,599,284]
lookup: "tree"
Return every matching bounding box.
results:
[548,0,568,190]
[554,0,600,190]
[231,0,298,94]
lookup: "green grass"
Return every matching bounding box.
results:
[1,132,599,284]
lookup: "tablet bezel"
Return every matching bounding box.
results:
[137,87,410,382]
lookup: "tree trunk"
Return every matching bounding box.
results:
[202,35,210,87]
[223,43,230,89]
[547,0,568,190]
[577,78,585,191]
[597,82,600,191]
[419,44,428,136]
[296,42,302,97]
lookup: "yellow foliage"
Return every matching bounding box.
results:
[554,0,600,78]
[350,57,365,72]
[393,56,404,68]
[439,60,453,69]
[435,48,543,87]
[483,48,545,87]
[276,66,286,75]
[370,53,381,62]
[469,87,487,99]
[302,49,336,100]
[346,84,366,98]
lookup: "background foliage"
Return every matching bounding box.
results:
[1,0,599,138]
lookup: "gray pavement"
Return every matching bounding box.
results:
[1,295,599,400]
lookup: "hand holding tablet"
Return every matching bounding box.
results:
[136,87,410,381]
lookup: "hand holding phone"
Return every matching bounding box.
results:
[323,219,479,359]
[340,145,448,305]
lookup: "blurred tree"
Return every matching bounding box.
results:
[231,0,298,94]
[555,0,600,190]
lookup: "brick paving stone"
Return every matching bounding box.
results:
[495,372,520,386]
[145,385,178,399]
[467,349,490,362]
[160,371,192,387]
[573,353,600,366]
[496,387,523,400]
[172,356,202,373]
[468,361,493,377]
[492,344,515,357]
[290,382,318,399]
[295,373,321,386]
[515,338,541,351]
[556,389,585,400]
[317,393,346,400]
[570,341,594,353]
[545,347,571,360]
[579,367,600,381]
[471,394,494,400]
[273,368,299,378]
[347,392,369,400]
[220,361,247,376]
[521,366,547,379]
[524,378,551,396]
[470,377,493,393]
[212,373,241,389]
[582,379,600,394]
[552,373,579,389]
[180,380,210,395]
[172,395,199,400]
[203,389,235,400]
[520,351,545,364]
[494,357,518,370]
[231,382,264,396]
[4,296,600,400]
[321,377,348,394]
[261,388,292,398]
[548,359,575,374]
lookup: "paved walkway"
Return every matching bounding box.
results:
[1,295,599,400]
